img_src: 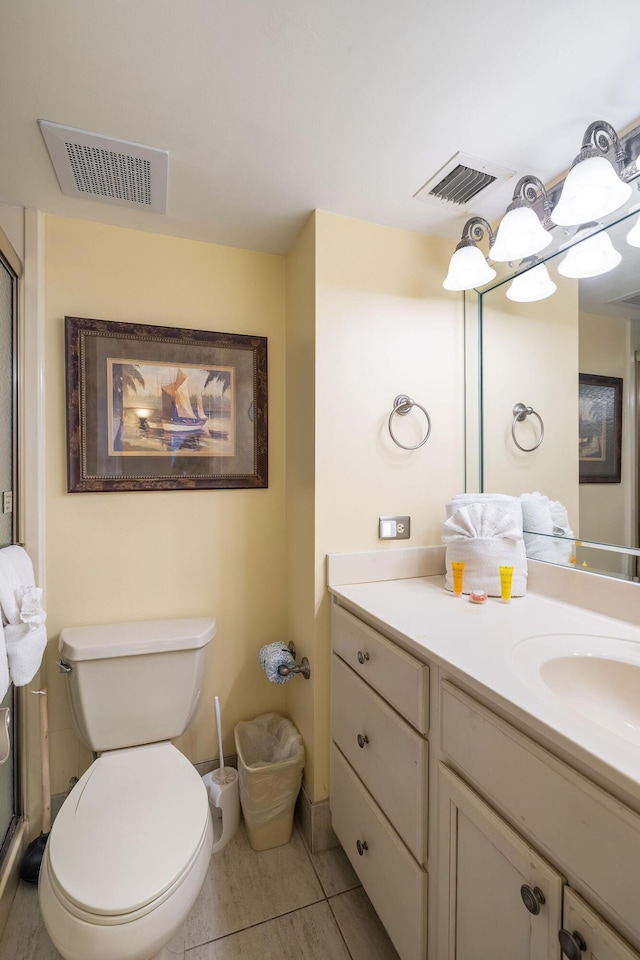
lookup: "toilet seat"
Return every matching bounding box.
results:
[47,741,210,922]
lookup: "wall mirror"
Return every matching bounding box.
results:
[467,194,640,581]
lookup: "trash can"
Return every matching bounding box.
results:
[234,713,305,851]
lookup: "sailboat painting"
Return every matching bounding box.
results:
[108,359,235,457]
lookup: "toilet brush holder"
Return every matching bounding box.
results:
[202,767,240,854]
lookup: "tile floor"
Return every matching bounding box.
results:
[0,823,400,960]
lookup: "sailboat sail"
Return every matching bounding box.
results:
[160,369,207,434]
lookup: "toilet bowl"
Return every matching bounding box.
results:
[38,618,216,960]
[39,742,213,960]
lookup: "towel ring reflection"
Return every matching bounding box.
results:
[512,403,544,452]
[388,395,432,450]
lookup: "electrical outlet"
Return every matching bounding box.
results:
[378,515,410,540]
[2,492,12,514]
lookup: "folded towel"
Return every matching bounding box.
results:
[0,546,47,686]
[258,642,295,685]
[442,498,527,596]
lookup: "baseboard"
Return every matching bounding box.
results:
[295,785,338,854]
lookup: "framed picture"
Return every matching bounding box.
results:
[578,373,622,484]
[65,316,267,492]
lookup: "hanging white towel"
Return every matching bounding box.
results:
[0,623,10,702]
[0,546,47,686]
[442,499,527,596]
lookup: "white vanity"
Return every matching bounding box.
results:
[328,548,640,960]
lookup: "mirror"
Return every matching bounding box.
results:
[472,204,640,579]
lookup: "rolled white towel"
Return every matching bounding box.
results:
[446,493,523,532]
[258,642,295,685]
[521,493,574,564]
[442,501,527,597]
[0,546,38,625]
[0,624,10,702]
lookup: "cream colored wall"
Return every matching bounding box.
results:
[44,216,287,795]
[481,276,580,530]
[305,211,465,800]
[579,311,628,556]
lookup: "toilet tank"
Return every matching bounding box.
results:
[58,618,216,753]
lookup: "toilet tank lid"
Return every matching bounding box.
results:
[58,617,216,661]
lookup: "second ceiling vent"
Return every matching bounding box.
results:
[414,152,515,209]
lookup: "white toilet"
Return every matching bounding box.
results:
[38,617,216,960]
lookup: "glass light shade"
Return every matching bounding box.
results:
[506,263,557,302]
[626,213,640,248]
[551,156,632,226]
[557,229,621,279]
[490,206,552,262]
[443,244,496,291]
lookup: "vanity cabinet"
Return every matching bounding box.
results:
[330,604,429,960]
[329,593,640,960]
[439,764,563,959]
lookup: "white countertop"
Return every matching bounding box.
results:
[329,573,640,806]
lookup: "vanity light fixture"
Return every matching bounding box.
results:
[626,213,640,248]
[557,222,622,279]
[506,258,557,302]
[490,176,553,262]
[550,121,633,227]
[442,217,496,291]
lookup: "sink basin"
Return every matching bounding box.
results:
[510,634,640,746]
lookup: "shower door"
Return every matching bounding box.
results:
[0,252,18,850]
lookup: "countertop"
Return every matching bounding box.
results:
[329,574,640,806]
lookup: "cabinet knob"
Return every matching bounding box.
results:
[356,839,368,856]
[558,929,587,960]
[520,885,545,915]
[357,650,370,664]
[357,733,369,749]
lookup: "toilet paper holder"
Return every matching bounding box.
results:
[279,642,311,680]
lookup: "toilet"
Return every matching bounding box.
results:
[38,617,216,960]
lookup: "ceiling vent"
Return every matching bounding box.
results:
[414,152,515,209]
[38,120,168,213]
[609,290,640,310]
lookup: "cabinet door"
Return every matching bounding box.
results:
[438,764,563,960]
[561,888,640,960]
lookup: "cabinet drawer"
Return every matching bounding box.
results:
[331,654,427,863]
[330,745,427,960]
[441,681,640,948]
[332,602,429,733]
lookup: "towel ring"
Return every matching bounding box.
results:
[512,402,544,452]
[388,395,432,450]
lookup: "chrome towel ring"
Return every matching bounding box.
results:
[512,402,544,452]
[388,395,432,450]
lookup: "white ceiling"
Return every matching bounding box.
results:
[2,0,640,255]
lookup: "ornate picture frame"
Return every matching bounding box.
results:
[65,316,268,492]
[578,373,622,484]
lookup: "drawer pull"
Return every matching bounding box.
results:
[558,929,587,960]
[356,839,368,856]
[356,733,369,749]
[520,885,545,915]
[357,650,370,664]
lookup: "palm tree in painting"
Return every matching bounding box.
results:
[204,370,231,393]
[113,363,145,449]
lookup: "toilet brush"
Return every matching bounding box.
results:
[202,695,240,853]
[21,689,51,882]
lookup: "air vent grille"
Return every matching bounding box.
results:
[611,291,640,309]
[38,120,168,213]
[66,143,152,205]
[414,152,515,209]
[427,164,497,205]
